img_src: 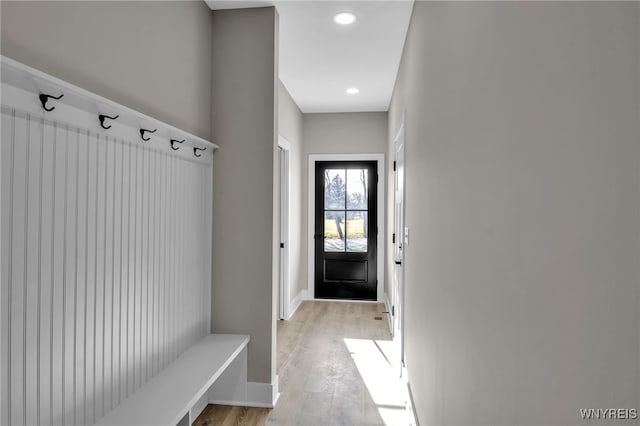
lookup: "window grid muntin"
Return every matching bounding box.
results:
[324,167,369,253]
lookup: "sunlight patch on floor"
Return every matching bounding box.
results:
[344,338,410,426]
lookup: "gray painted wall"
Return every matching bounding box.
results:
[210,7,278,385]
[303,112,387,155]
[1,0,279,394]
[388,2,640,425]
[0,1,212,140]
[278,82,305,302]
[302,112,387,299]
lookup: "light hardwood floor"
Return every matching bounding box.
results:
[194,301,407,426]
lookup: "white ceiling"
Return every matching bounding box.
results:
[205,0,414,113]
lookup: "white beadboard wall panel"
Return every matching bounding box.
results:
[0,112,10,426]
[1,99,214,425]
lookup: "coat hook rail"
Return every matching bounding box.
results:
[140,128,157,141]
[170,139,185,150]
[39,93,64,112]
[99,114,119,130]
[194,147,206,158]
[3,57,218,153]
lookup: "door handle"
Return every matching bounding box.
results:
[395,260,402,265]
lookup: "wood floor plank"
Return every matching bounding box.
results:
[194,301,406,426]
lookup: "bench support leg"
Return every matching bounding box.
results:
[206,346,249,406]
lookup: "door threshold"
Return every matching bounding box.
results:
[312,298,381,304]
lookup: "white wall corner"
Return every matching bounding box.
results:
[286,291,304,320]
[377,290,385,303]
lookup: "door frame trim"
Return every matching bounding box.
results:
[277,136,291,320]
[392,113,407,378]
[307,153,385,302]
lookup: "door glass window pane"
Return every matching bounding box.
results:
[324,211,346,252]
[346,169,368,210]
[346,211,367,252]
[324,169,346,209]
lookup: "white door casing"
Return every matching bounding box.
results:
[393,118,406,372]
[307,154,385,302]
[277,137,291,320]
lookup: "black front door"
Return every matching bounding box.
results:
[314,161,377,300]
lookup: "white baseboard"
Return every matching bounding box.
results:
[286,291,304,320]
[304,289,386,305]
[406,380,419,426]
[210,379,279,409]
[247,379,279,408]
[384,292,393,335]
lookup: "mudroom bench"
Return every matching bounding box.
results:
[95,334,250,426]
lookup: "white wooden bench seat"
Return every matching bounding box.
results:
[95,334,250,426]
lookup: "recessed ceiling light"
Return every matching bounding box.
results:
[346,87,360,95]
[334,12,356,25]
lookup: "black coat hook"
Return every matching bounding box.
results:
[39,93,64,112]
[170,139,185,150]
[194,147,206,158]
[140,128,157,141]
[98,114,119,130]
